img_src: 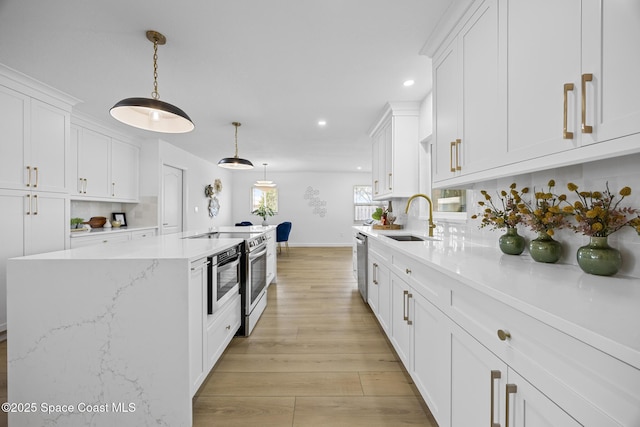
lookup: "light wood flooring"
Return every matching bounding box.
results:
[0,247,437,427]
[193,247,437,426]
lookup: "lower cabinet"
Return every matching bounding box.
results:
[189,257,207,395]
[367,236,635,427]
[206,292,241,371]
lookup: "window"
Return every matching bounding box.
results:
[353,185,382,222]
[252,186,278,213]
[432,188,467,213]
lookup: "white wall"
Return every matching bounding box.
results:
[134,139,234,232]
[231,171,371,246]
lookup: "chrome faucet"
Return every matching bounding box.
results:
[405,194,436,237]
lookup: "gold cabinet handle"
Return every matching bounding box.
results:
[497,329,511,341]
[405,268,411,275]
[563,83,575,139]
[450,141,456,172]
[374,179,379,194]
[491,370,502,427]
[388,173,392,191]
[25,194,31,215]
[505,384,517,427]
[226,325,231,330]
[33,167,39,188]
[582,73,593,133]
[112,182,116,197]
[403,290,409,321]
[78,178,83,194]
[83,178,88,194]
[455,139,462,171]
[26,166,32,187]
[32,194,38,215]
[406,293,413,325]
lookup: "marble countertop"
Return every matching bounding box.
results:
[354,226,640,369]
[69,225,157,237]
[16,230,245,262]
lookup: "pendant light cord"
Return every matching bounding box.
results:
[233,122,241,158]
[152,40,160,100]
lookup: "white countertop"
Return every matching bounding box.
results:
[355,226,640,369]
[16,230,245,262]
[69,225,157,238]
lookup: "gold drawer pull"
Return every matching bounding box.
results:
[491,370,502,427]
[450,141,456,172]
[497,329,511,341]
[405,268,411,275]
[403,290,409,321]
[505,384,517,427]
[582,73,593,133]
[455,139,462,171]
[563,83,574,139]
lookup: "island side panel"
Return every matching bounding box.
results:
[7,258,191,427]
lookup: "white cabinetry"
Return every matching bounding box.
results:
[369,102,419,200]
[432,0,505,183]
[428,0,640,187]
[69,228,157,248]
[69,117,139,202]
[367,240,391,333]
[206,293,241,371]
[189,257,208,396]
[0,85,70,193]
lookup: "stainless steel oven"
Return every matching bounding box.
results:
[207,244,241,314]
[243,234,268,335]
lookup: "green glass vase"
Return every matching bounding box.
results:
[499,227,525,255]
[576,236,622,276]
[529,231,562,263]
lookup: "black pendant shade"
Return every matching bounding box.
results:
[218,122,254,169]
[110,97,194,134]
[110,30,194,134]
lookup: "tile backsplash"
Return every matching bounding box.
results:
[404,152,640,278]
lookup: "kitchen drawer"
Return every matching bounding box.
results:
[130,229,156,240]
[448,280,639,426]
[206,292,241,371]
[390,251,446,305]
[369,238,390,263]
[69,232,131,248]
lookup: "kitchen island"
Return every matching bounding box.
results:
[7,232,244,427]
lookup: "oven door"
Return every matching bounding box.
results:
[247,245,268,312]
[216,254,240,308]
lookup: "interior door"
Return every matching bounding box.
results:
[162,164,183,235]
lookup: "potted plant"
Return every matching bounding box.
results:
[472,183,526,255]
[252,204,275,226]
[562,182,640,276]
[518,180,571,263]
[70,217,84,229]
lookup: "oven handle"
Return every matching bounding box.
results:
[218,257,240,270]
[249,247,267,260]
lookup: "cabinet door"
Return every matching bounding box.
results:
[376,261,391,333]
[411,291,451,427]
[390,273,411,366]
[383,121,393,195]
[459,0,506,174]
[506,0,581,162]
[507,369,581,427]
[77,128,110,198]
[0,86,28,190]
[582,0,640,146]
[0,189,27,331]
[433,42,460,182]
[30,100,69,193]
[450,321,508,427]
[372,134,382,197]
[111,139,139,201]
[24,192,67,256]
[189,258,207,395]
[367,256,380,314]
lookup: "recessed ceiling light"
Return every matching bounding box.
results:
[318,120,327,126]
[403,80,415,87]
[357,166,362,170]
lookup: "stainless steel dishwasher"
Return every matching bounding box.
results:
[355,232,368,302]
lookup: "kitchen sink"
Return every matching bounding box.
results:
[385,235,437,242]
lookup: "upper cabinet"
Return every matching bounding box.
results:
[0,84,71,194]
[68,116,140,202]
[369,102,420,200]
[432,0,506,182]
[426,0,640,187]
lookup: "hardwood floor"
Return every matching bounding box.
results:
[193,247,438,426]
[0,247,437,427]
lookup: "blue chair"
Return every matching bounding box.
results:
[235,221,253,226]
[276,222,292,255]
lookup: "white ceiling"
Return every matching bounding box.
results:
[0,0,450,172]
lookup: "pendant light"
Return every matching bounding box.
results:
[110,30,195,134]
[218,122,254,169]
[255,163,277,190]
